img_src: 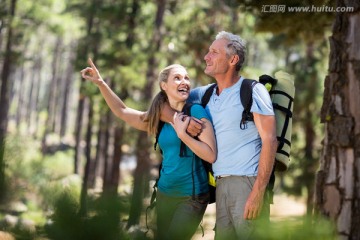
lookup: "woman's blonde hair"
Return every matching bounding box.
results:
[145,64,185,135]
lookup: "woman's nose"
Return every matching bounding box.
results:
[181,78,189,84]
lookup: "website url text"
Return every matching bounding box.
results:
[261,5,354,13]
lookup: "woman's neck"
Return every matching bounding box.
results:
[168,99,186,112]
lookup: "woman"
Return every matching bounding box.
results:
[81,59,216,240]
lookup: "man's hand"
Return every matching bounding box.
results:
[243,188,265,220]
[186,117,203,137]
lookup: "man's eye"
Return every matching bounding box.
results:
[175,76,180,80]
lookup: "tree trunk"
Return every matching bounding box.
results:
[303,42,318,216]
[109,125,124,193]
[79,98,94,216]
[73,0,99,174]
[103,123,124,195]
[74,94,85,174]
[127,132,152,229]
[101,92,125,196]
[127,0,167,229]
[41,37,62,152]
[26,46,41,135]
[78,0,102,213]
[93,107,112,189]
[15,59,26,127]
[0,0,7,55]
[90,107,107,188]
[0,0,17,203]
[102,109,112,191]
[74,5,95,174]
[33,55,43,139]
[91,78,111,188]
[125,0,139,48]
[315,1,360,239]
[60,42,76,138]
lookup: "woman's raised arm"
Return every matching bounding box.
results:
[81,58,148,132]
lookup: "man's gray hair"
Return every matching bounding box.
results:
[216,31,247,71]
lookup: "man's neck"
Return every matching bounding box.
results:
[215,73,241,95]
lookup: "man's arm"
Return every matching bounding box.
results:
[243,113,277,220]
[160,101,203,137]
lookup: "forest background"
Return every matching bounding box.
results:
[0,0,359,239]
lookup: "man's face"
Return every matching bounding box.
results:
[204,38,231,78]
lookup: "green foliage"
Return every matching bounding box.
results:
[3,134,41,201]
[8,223,37,240]
[251,215,337,240]
[39,174,81,209]
[45,191,130,240]
[243,0,335,44]
[1,133,132,239]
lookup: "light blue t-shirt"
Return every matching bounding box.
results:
[188,77,274,177]
[157,104,210,197]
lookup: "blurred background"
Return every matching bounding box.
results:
[0,0,351,239]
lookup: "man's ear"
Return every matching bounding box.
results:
[230,55,239,66]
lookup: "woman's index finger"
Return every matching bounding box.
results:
[87,58,98,71]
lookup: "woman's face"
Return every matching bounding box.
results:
[161,66,191,102]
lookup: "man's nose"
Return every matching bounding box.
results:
[204,53,210,61]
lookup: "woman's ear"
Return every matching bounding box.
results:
[160,81,167,91]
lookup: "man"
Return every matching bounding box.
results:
[162,31,277,239]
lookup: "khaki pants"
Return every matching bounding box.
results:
[215,176,270,240]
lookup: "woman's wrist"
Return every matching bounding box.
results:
[178,130,189,141]
[96,79,106,87]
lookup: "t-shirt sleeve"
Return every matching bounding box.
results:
[187,84,212,105]
[190,104,211,121]
[250,83,274,115]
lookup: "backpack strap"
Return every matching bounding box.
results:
[179,103,196,200]
[270,90,294,157]
[179,103,193,157]
[154,120,165,153]
[146,162,162,233]
[240,79,258,129]
[259,74,277,86]
[201,83,217,107]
